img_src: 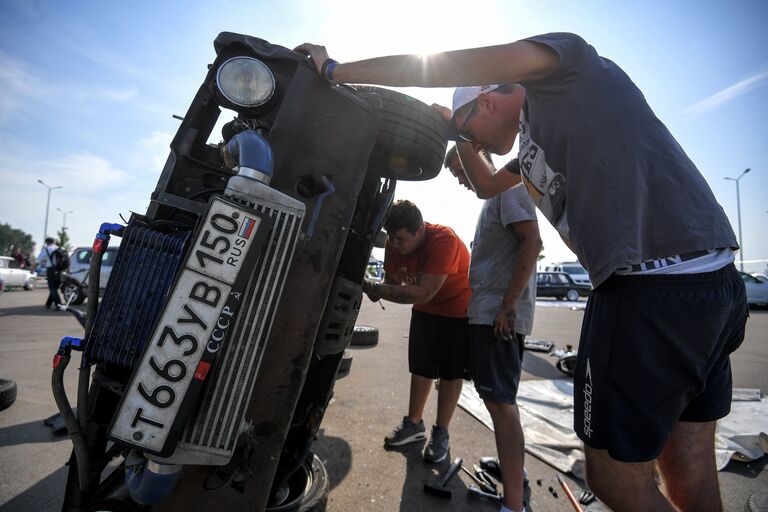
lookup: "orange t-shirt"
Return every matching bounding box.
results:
[384,222,471,318]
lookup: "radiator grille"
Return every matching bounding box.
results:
[85,225,189,368]
[161,197,304,465]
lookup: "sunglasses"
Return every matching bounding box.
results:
[456,100,479,142]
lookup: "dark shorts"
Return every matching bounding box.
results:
[469,326,524,404]
[574,265,748,462]
[409,309,469,380]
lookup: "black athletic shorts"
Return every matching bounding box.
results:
[469,326,524,404]
[573,264,748,462]
[408,309,469,380]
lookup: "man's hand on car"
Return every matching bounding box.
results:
[431,103,452,122]
[294,43,331,74]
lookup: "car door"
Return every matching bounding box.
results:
[6,259,25,287]
[99,248,118,287]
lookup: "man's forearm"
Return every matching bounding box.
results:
[502,235,541,308]
[458,144,521,199]
[368,281,427,304]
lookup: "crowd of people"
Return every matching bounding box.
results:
[297,31,748,512]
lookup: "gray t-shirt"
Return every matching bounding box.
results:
[518,33,737,288]
[468,184,537,334]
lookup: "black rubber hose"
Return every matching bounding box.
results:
[52,354,90,490]
[78,251,103,431]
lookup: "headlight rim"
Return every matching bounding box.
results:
[215,56,276,109]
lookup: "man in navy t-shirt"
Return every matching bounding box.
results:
[297,34,747,512]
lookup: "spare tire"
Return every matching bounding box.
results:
[353,86,447,181]
[351,325,379,347]
[0,379,18,411]
[267,454,328,512]
[337,350,353,376]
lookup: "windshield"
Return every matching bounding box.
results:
[563,265,587,274]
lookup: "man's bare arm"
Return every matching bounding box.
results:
[367,273,448,305]
[457,143,521,199]
[494,220,541,338]
[294,41,560,87]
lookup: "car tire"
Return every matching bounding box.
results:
[566,289,580,301]
[556,355,577,378]
[0,379,18,411]
[61,280,86,305]
[266,454,329,512]
[352,86,447,181]
[350,325,379,347]
[24,279,36,290]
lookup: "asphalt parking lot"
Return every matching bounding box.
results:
[0,287,766,511]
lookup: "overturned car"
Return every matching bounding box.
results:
[55,32,446,512]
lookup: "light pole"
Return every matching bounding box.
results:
[37,179,62,245]
[724,168,750,272]
[57,208,74,231]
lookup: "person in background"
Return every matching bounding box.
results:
[363,200,471,464]
[35,237,62,310]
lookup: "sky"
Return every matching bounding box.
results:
[1,0,767,273]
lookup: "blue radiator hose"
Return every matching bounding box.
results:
[125,453,183,505]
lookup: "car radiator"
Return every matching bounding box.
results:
[85,225,190,368]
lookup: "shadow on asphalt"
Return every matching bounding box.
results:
[313,430,352,491]
[0,466,67,512]
[0,419,66,447]
[0,304,79,318]
[522,351,567,380]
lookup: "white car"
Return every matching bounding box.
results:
[0,256,37,290]
[544,261,591,287]
[740,272,768,308]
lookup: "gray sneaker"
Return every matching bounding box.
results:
[384,416,426,447]
[423,425,449,463]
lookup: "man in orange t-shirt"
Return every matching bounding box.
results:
[362,200,471,463]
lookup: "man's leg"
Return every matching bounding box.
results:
[434,377,462,429]
[657,420,722,511]
[408,374,433,423]
[584,446,676,512]
[46,277,58,307]
[485,401,525,511]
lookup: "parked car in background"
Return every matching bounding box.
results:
[60,246,119,304]
[536,271,591,301]
[740,271,768,308]
[751,273,768,283]
[0,256,37,290]
[544,261,591,287]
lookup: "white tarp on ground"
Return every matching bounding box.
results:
[459,379,768,480]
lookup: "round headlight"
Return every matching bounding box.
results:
[216,57,275,108]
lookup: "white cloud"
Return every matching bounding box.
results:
[684,69,768,117]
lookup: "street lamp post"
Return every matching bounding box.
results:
[57,208,74,231]
[724,168,751,272]
[37,179,62,244]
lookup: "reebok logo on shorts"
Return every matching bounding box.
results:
[583,358,594,438]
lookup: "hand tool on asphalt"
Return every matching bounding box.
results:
[468,484,503,503]
[473,464,499,492]
[557,474,584,512]
[459,464,497,495]
[579,489,596,505]
[423,457,462,499]
[478,456,503,481]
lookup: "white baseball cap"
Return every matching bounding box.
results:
[444,84,500,141]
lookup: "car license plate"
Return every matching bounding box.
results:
[110,198,269,456]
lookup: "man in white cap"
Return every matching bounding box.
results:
[296,33,747,512]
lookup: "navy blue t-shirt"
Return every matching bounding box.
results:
[518,33,737,287]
